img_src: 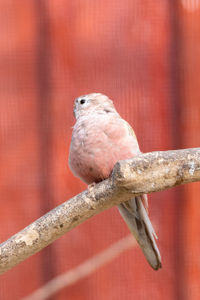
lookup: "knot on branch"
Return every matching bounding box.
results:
[112,148,200,193]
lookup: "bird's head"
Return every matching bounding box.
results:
[73,93,116,119]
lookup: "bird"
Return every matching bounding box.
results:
[68,93,161,270]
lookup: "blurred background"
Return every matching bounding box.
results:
[0,0,200,299]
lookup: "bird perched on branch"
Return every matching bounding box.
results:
[69,93,161,270]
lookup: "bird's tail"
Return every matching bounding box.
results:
[118,196,161,270]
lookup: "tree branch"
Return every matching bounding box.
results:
[22,235,135,300]
[0,148,200,275]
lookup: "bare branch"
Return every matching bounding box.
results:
[0,148,200,275]
[22,235,135,300]
[113,148,200,192]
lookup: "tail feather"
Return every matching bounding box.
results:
[118,196,161,270]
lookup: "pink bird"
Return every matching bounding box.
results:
[69,93,161,270]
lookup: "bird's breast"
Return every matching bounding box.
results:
[69,114,139,184]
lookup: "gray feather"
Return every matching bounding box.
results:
[118,197,162,270]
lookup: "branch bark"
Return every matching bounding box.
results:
[0,148,200,275]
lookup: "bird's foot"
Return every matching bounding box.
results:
[87,182,96,192]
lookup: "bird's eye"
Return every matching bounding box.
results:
[80,99,86,105]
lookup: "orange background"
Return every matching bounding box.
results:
[0,1,200,299]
